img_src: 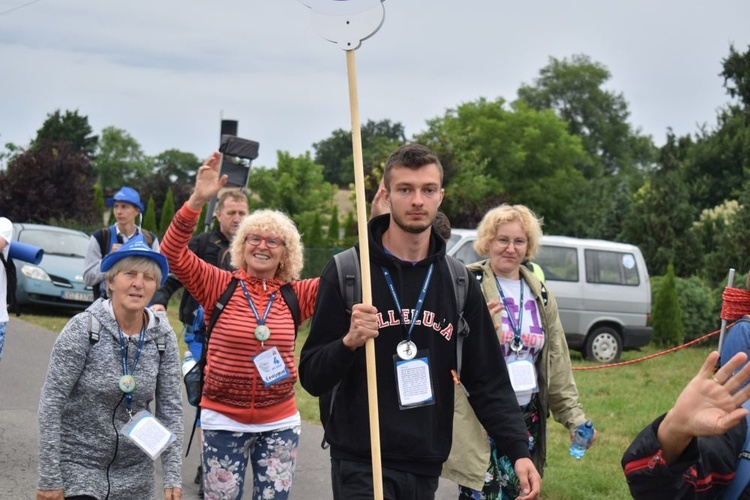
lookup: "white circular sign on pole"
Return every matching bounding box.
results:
[299,0,386,50]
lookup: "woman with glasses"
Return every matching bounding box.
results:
[161,152,319,500]
[442,204,595,499]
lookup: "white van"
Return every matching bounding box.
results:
[447,230,653,363]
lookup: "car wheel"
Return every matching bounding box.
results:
[585,327,622,363]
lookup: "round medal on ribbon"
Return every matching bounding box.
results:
[255,325,271,342]
[118,374,136,394]
[396,340,417,360]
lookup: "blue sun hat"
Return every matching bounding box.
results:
[100,234,169,285]
[106,187,144,212]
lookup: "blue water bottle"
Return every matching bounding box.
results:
[569,420,594,459]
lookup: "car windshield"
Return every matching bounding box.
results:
[18,229,89,258]
[446,233,463,252]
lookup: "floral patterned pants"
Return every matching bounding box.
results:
[202,426,300,500]
[0,321,6,362]
[458,396,540,500]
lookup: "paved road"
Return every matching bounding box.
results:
[0,317,456,499]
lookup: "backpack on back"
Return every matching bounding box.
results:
[319,248,471,448]
[1,253,19,316]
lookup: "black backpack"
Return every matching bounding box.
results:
[1,253,19,316]
[319,248,471,448]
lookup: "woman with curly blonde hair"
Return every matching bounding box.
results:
[161,152,319,500]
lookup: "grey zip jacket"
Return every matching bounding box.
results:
[37,299,183,499]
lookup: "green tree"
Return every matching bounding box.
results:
[0,142,97,224]
[619,133,701,276]
[651,263,684,347]
[414,97,588,231]
[327,204,341,245]
[32,109,98,157]
[194,204,208,236]
[159,187,175,237]
[313,119,406,187]
[92,126,148,191]
[93,184,106,226]
[247,151,336,227]
[651,274,716,342]
[343,210,357,246]
[305,213,324,247]
[147,149,199,184]
[721,44,750,111]
[516,54,656,178]
[142,196,158,235]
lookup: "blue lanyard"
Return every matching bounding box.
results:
[118,321,146,414]
[239,281,276,328]
[496,277,524,350]
[382,264,434,342]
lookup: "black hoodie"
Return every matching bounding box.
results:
[299,214,530,477]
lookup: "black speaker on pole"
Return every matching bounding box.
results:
[220,120,238,138]
[219,135,260,188]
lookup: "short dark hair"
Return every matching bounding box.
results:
[432,211,452,242]
[216,190,248,213]
[383,144,443,190]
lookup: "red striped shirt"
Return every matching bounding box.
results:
[162,203,319,424]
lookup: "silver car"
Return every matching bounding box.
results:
[12,223,94,310]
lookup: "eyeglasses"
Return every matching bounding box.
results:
[245,234,285,249]
[495,237,528,249]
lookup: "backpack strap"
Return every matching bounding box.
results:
[279,283,301,338]
[723,400,750,498]
[445,255,471,397]
[333,247,361,314]
[86,311,165,356]
[107,225,119,254]
[88,312,102,346]
[322,248,361,449]
[142,229,154,247]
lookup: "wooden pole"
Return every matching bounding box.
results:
[346,48,383,500]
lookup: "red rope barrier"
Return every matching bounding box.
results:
[572,325,726,371]
[721,287,750,321]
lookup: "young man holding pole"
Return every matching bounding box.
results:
[300,144,541,499]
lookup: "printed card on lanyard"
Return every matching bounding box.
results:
[394,350,435,410]
[507,359,538,393]
[254,347,290,386]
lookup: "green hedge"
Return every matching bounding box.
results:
[651,274,717,343]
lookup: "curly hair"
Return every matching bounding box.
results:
[473,204,544,260]
[230,209,304,281]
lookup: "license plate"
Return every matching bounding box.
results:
[61,291,94,302]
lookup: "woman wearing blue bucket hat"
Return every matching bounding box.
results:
[37,235,184,500]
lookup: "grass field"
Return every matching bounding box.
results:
[20,304,717,499]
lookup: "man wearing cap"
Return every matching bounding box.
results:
[84,186,159,300]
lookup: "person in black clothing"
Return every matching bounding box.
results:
[299,144,540,500]
[150,189,248,498]
[622,350,750,499]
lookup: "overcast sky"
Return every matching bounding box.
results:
[1,0,749,169]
